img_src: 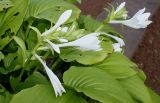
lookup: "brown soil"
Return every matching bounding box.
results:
[132,7,160,94]
[77,0,112,18]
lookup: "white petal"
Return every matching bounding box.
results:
[34,53,66,97]
[37,46,50,51]
[56,27,62,31]
[112,43,122,52]
[110,8,152,29]
[134,8,145,17]
[45,39,60,54]
[69,24,76,32]
[101,32,125,46]
[58,38,68,43]
[122,13,128,19]
[144,20,152,26]
[109,35,125,46]
[61,27,68,32]
[54,10,72,28]
[56,27,69,32]
[139,13,150,21]
[57,32,102,51]
[44,65,66,96]
[114,2,126,14]
[42,10,72,36]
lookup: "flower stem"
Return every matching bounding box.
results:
[19,42,40,79]
[51,58,62,71]
[95,24,104,32]
[34,51,50,72]
[25,19,34,38]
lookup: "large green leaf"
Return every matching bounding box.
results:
[3,53,17,68]
[0,92,12,103]
[24,72,50,87]
[0,0,13,12]
[82,15,117,33]
[0,51,4,61]
[0,0,29,35]
[66,0,81,4]
[13,36,26,52]
[25,0,81,23]
[76,50,107,65]
[0,67,7,74]
[94,53,138,79]
[13,36,27,66]
[60,47,108,65]
[63,66,134,103]
[2,53,21,74]
[60,41,113,65]
[10,72,49,92]
[148,88,160,103]
[10,85,86,103]
[0,36,12,50]
[119,75,153,103]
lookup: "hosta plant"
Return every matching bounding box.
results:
[0,0,159,103]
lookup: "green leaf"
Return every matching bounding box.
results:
[0,67,7,74]
[13,36,27,66]
[2,53,22,73]
[63,66,134,103]
[0,92,12,103]
[119,75,153,103]
[66,0,82,4]
[10,85,86,103]
[60,47,81,62]
[60,47,107,65]
[13,36,26,52]
[83,16,117,33]
[3,53,17,68]
[29,26,42,43]
[59,38,113,65]
[23,72,50,88]
[0,51,4,61]
[76,50,107,65]
[0,0,13,11]
[25,0,81,23]
[148,88,160,103]
[2,58,21,74]
[0,0,29,35]
[10,72,49,92]
[94,52,138,79]
[26,30,37,50]
[0,36,12,50]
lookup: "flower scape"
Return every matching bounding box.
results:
[0,0,159,103]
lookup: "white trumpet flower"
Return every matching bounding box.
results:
[110,8,152,29]
[57,27,69,33]
[100,32,125,52]
[112,43,122,52]
[45,39,60,54]
[101,32,125,46]
[38,32,124,53]
[37,46,49,51]
[42,10,72,36]
[57,33,102,51]
[34,53,66,97]
[114,2,126,14]
[113,2,128,19]
[105,33,125,46]
[58,38,69,43]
